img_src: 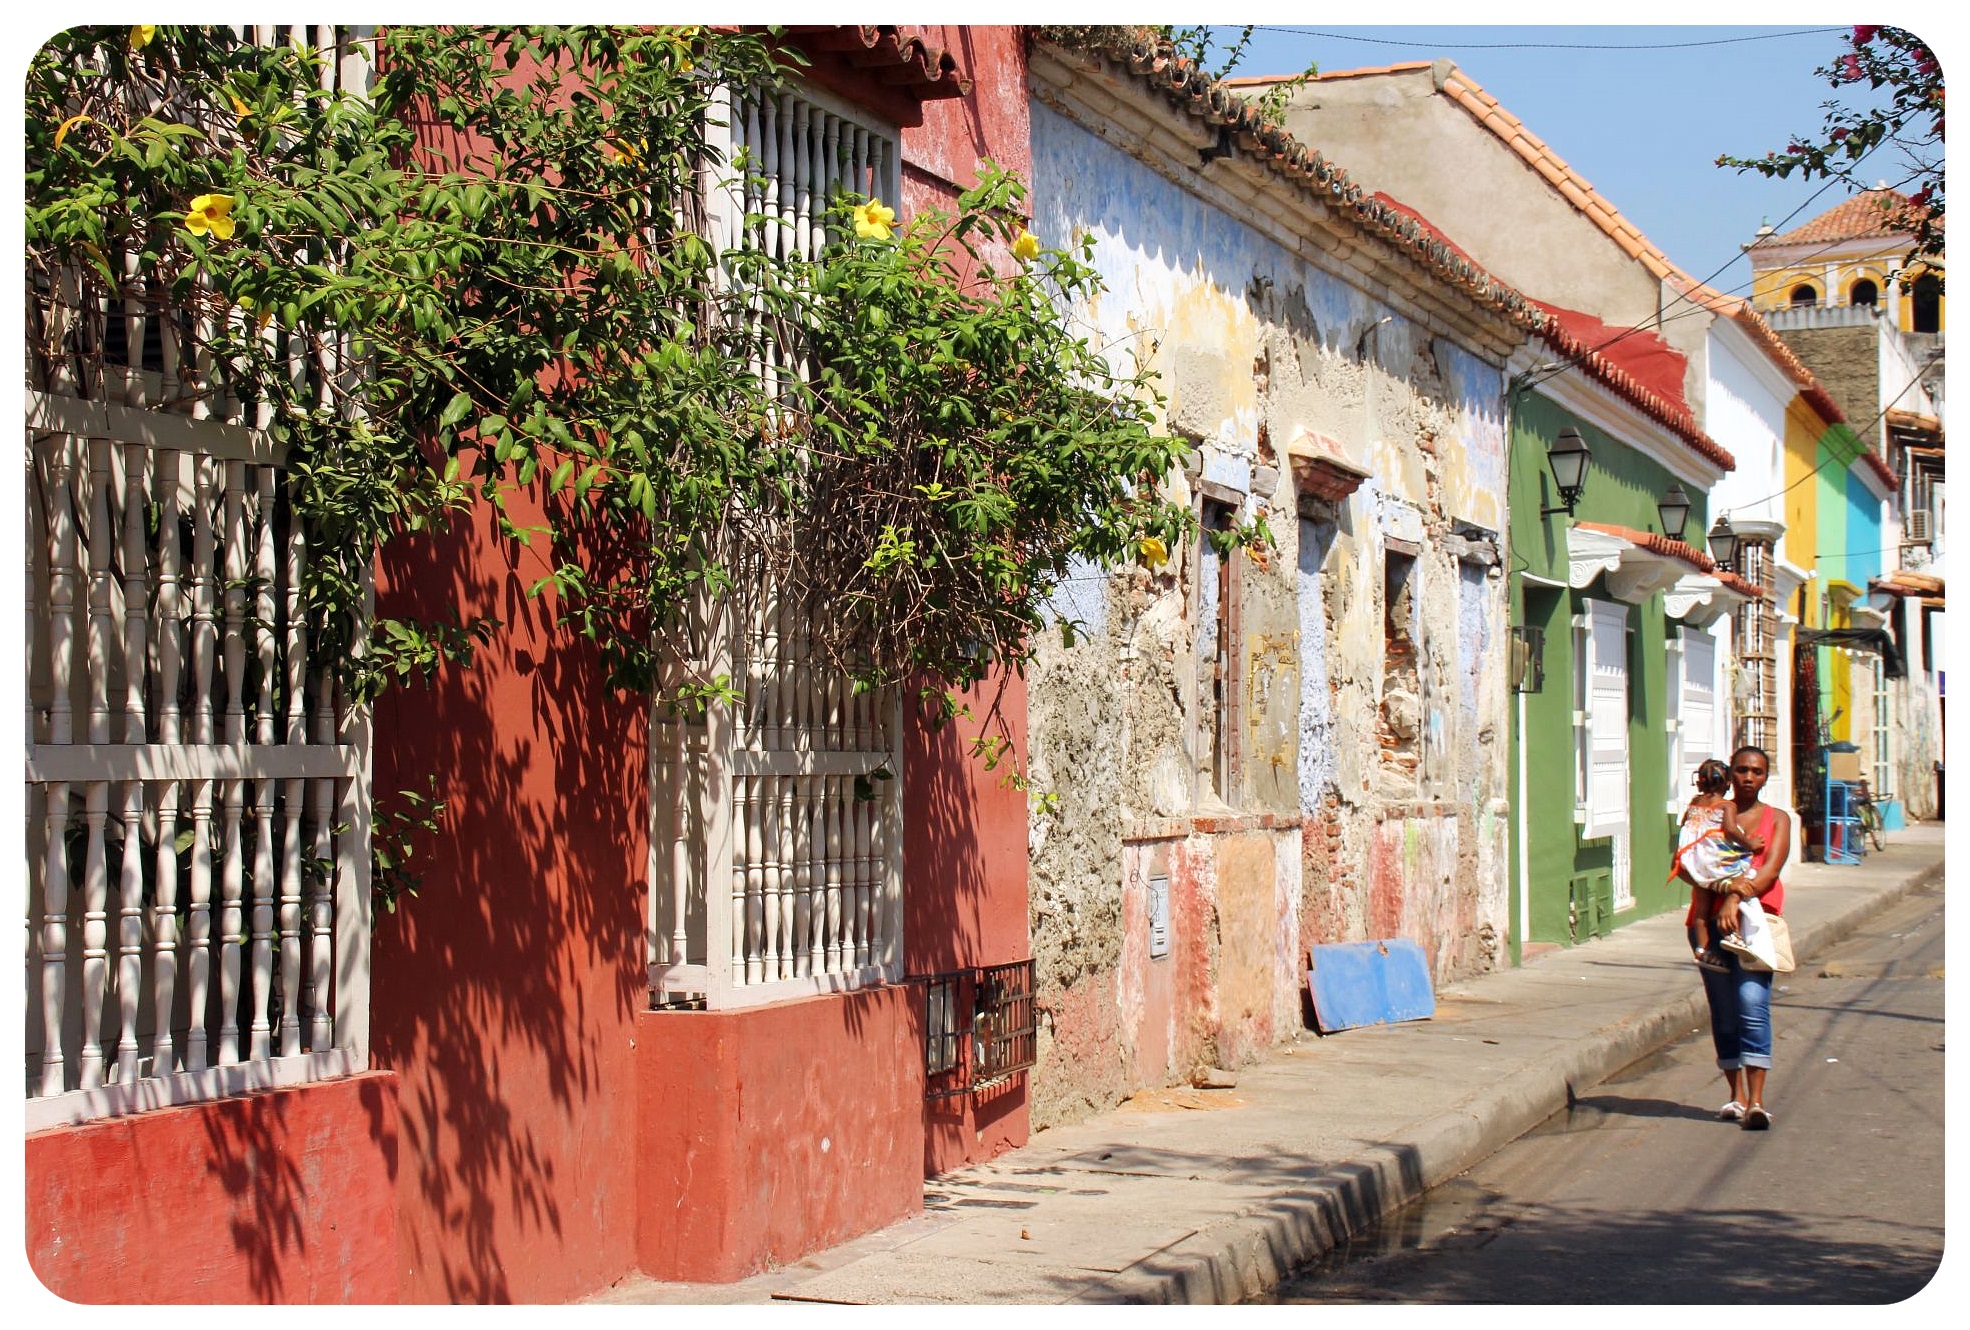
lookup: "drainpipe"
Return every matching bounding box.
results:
[1503,364,1547,966]
[1516,685,1530,964]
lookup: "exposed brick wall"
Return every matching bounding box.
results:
[1776,325,1881,450]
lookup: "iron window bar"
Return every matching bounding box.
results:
[916,959,1037,1101]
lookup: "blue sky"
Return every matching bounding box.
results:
[1210,24,1922,302]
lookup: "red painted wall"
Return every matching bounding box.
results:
[26,1074,400,1304]
[369,485,651,1304]
[634,987,926,1282]
[903,27,1034,196]
[905,677,1033,1175]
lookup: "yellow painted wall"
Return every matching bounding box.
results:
[1749,244,1945,333]
[1827,582,1859,743]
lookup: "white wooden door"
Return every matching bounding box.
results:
[1682,631,1718,776]
[1585,600,1630,842]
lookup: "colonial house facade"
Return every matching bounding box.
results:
[1019,37,1536,1121]
[25,24,1045,1302]
[1747,191,1946,826]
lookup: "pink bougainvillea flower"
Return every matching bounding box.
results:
[1852,25,1880,45]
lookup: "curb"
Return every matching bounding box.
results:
[1094,855,1946,1304]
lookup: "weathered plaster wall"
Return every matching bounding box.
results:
[1275,68,1705,412]
[1024,98,1511,1127]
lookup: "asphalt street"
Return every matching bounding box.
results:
[1265,878,1946,1303]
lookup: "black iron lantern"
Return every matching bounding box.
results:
[1657,483,1692,542]
[1541,427,1591,517]
[1707,514,1740,571]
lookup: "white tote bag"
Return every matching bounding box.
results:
[1720,897,1780,971]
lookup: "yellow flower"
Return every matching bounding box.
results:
[236,295,273,331]
[185,192,236,241]
[852,198,897,241]
[229,91,252,120]
[1137,536,1169,568]
[130,25,156,50]
[53,113,91,150]
[1012,230,1041,262]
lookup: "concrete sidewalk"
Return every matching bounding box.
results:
[592,823,1946,1306]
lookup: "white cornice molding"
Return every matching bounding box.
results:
[1772,557,1812,599]
[1749,234,1933,270]
[1533,367,1726,490]
[1568,525,1628,589]
[1854,457,1895,502]
[1605,550,1690,603]
[1664,573,1748,627]
[1566,526,1691,603]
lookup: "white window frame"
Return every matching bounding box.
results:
[1872,654,1893,797]
[1582,599,1631,842]
[1681,628,1719,783]
[649,80,907,1010]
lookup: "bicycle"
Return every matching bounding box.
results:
[1851,778,1888,852]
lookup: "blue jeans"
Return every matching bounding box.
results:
[1691,927,1774,1070]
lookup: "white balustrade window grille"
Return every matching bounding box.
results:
[23,27,375,1132]
[699,80,902,395]
[648,81,905,1009]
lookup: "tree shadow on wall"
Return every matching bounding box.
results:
[903,678,1031,1169]
[360,505,649,1303]
[201,1074,400,1303]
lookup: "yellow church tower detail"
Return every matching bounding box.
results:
[1745,187,1943,336]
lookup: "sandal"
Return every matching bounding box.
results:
[1742,1103,1772,1131]
[1717,1100,1746,1122]
[1693,948,1731,974]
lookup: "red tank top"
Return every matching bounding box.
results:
[1683,802,1785,924]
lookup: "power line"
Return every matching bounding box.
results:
[1252,26,1846,53]
[1719,350,1943,514]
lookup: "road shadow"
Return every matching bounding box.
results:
[1268,1198,1943,1303]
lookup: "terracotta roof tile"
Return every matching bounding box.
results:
[1575,522,1717,574]
[1716,571,1770,600]
[782,25,971,99]
[1047,40,1544,333]
[1223,61,1434,86]
[1861,447,1899,489]
[1886,408,1942,435]
[1533,302,1731,470]
[1751,188,1933,248]
[1044,38,1735,474]
[1877,570,1944,596]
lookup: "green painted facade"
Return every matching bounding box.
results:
[1505,391,1715,960]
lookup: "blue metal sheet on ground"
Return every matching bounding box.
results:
[1306,939,1436,1032]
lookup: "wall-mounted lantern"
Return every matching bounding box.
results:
[1510,624,1546,693]
[1706,514,1740,571]
[1657,483,1692,542]
[1540,427,1591,517]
